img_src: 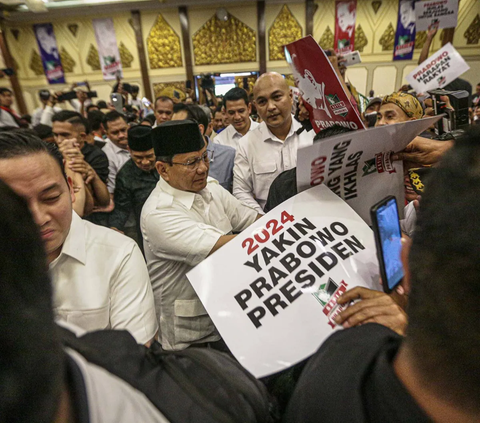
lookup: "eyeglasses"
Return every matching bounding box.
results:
[171,150,214,170]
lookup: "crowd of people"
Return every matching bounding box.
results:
[0,41,479,423]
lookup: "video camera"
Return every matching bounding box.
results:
[428,89,469,137]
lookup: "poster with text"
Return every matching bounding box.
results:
[415,0,458,32]
[334,0,357,54]
[33,23,65,84]
[393,1,416,61]
[92,18,123,80]
[296,116,441,225]
[187,185,381,378]
[285,36,365,134]
[406,43,469,93]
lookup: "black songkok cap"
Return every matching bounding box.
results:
[151,119,205,157]
[128,125,153,152]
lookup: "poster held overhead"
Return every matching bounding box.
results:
[393,1,416,61]
[187,185,381,378]
[92,18,123,81]
[406,43,470,93]
[334,0,357,55]
[296,116,442,225]
[415,0,458,32]
[285,36,365,134]
[33,23,65,84]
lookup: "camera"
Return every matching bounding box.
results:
[200,73,215,92]
[428,89,469,136]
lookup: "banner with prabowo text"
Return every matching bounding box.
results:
[92,18,123,81]
[415,0,458,32]
[406,43,469,93]
[296,116,441,225]
[187,185,381,378]
[334,0,357,55]
[285,36,365,134]
[393,0,416,61]
[33,23,65,84]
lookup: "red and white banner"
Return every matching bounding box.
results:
[93,18,123,81]
[285,36,365,133]
[334,0,357,55]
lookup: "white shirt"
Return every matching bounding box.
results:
[213,118,259,150]
[141,177,257,350]
[49,211,158,344]
[0,108,19,128]
[32,105,62,126]
[233,117,313,213]
[102,139,131,193]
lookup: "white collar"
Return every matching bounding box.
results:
[50,211,86,267]
[259,115,300,143]
[158,177,213,210]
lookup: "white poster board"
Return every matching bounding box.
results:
[415,0,458,32]
[296,116,441,225]
[187,185,381,378]
[406,43,469,93]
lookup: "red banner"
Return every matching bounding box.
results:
[285,36,365,133]
[334,0,357,55]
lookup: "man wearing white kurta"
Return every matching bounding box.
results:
[233,73,313,214]
[142,120,259,351]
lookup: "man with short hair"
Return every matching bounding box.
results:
[233,72,313,213]
[32,89,62,126]
[0,87,26,128]
[214,87,259,149]
[52,110,110,208]
[212,107,225,133]
[87,109,107,148]
[0,130,158,345]
[109,125,159,249]
[142,120,259,350]
[102,110,131,194]
[153,96,174,126]
[375,92,424,127]
[173,103,236,191]
[284,127,480,423]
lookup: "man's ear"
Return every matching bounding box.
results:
[198,124,205,136]
[155,161,169,181]
[66,175,76,204]
[247,102,252,114]
[400,236,412,295]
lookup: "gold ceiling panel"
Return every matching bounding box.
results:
[153,82,186,101]
[464,14,480,45]
[354,25,368,52]
[29,50,44,76]
[193,12,256,65]
[318,26,334,50]
[269,5,302,61]
[119,42,134,68]
[379,23,395,51]
[147,14,183,69]
[86,44,101,71]
[60,47,76,73]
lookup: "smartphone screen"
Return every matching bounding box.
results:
[141,97,151,107]
[371,196,404,292]
[110,93,123,113]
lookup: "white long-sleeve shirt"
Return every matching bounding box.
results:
[233,117,313,213]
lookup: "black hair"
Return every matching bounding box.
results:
[141,114,156,126]
[86,104,99,113]
[224,87,249,108]
[97,100,108,109]
[154,96,173,108]
[406,126,480,413]
[51,110,90,134]
[0,130,66,180]
[131,84,140,93]
[313,125,354,142]
[33,123,54,140]
[0,179,64,423]
[0,87,12,95]
[174,104,208,133]
[87,110,105,132]
[103,110,126,130]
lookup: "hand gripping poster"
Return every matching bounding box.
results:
[33,23,65,84]
[334,0,357,55]
[92,18,123,80]
[296,116,441,225]
[393,1,416,61]
[187,185,381,378]
[285,36,365,134]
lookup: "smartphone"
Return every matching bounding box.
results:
[343,51,361,67]
[141,97,151,108]
[370,196,404,293]
[110,93,124,113]
[1,68,14,76]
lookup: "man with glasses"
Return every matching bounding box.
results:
[142,119,260,351]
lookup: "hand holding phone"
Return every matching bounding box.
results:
[110,93,124,113]
[370,196,404,293]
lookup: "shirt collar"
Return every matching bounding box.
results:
[106,138,129,155]
[52,211,86,266]
[259,115,300,143]
[158,177,213,210]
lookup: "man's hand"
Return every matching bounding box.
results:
[297,97,310,122]
[57,138,81,159]
[76,90,88,104]
[427,26,437,40]
[334,287,407,336]
[392,136,453,168]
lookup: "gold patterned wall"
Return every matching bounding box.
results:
[192,12,256,65]
[268,5,303,61]
[153,81,186,101]
[147,14,183,69]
